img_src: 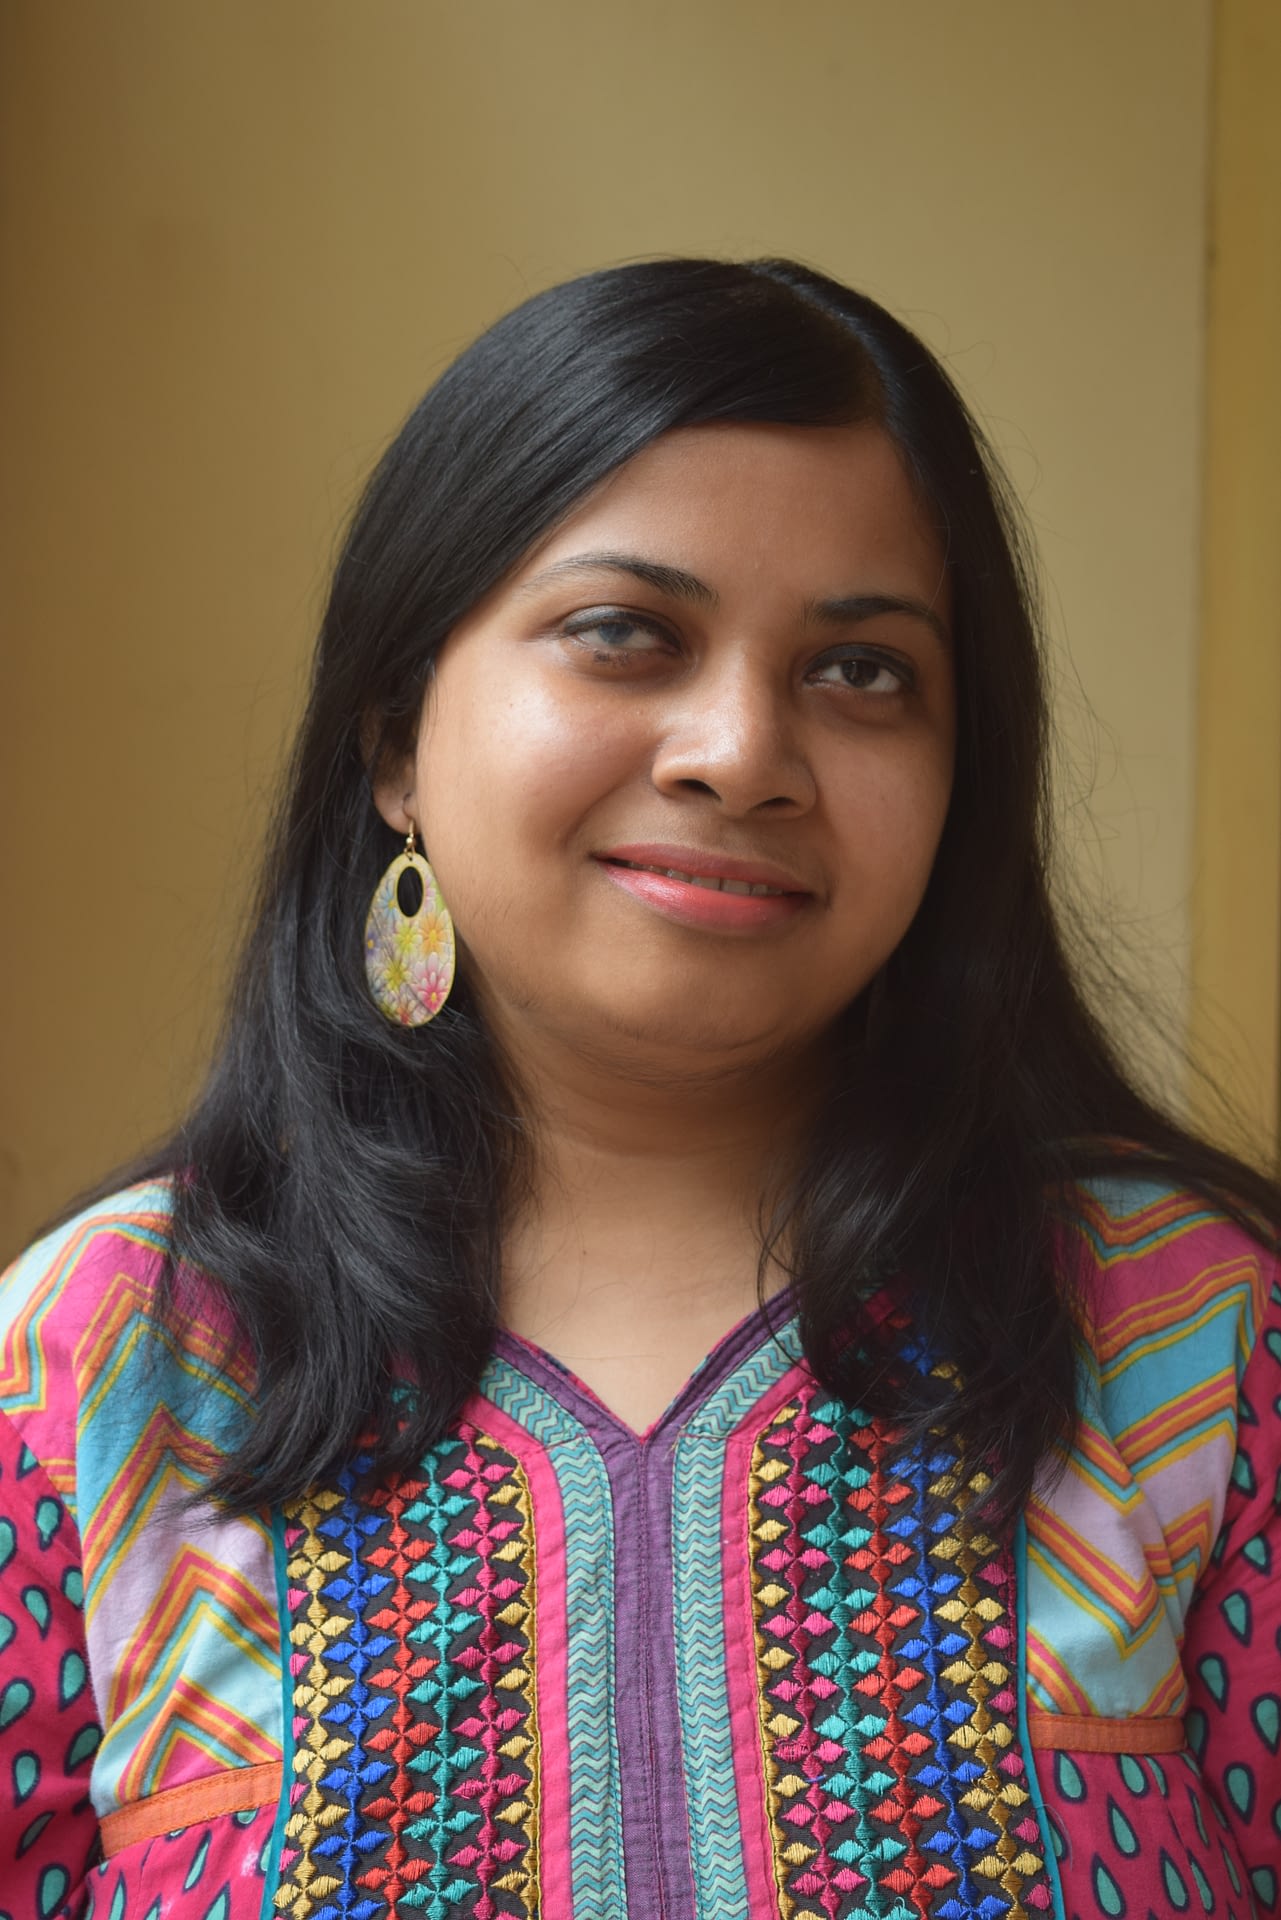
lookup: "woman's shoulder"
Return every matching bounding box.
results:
[1055,1168,1276,1367]
[0,1176,251,1514]
[1047,1169,1279,1532]
[1026,1171,1281,1812]
[0,1174,178,1353]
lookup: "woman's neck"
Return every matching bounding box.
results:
[493,1020,822,1423]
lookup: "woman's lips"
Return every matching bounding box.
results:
[594,854,811,931]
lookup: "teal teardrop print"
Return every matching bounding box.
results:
[17,1443,37,1476]
[1226,1762,1255,1818]
[0,1680,33,1729]
[1197,1652,1228,1706]
[0,1521,14,1572]
[61,1565,83,1608]
[34,1498,60,1548]
[12,1751,38,1803]
[59,1648,87,1705]
[1230,1449,1256,1493]
[1161,1852,1191,1910]
[109,1883,127,1920]
[184,1831,211,1889]
[1220,1588,1251,1642]
[1222,1843,1243,1895]
[0,1614,14,1657]
[21,1810,53,1852]
[1117,1753,1148,1796]
[1091,1857,1126,1916]
[1243,1529,1271,1572]
[1185,1706,1208,1757]
[65,1722,101,1770]
[203,1892,230,1920]
[1054,1752,1086,1800]
[37,1867,68,1918]
[1189,1856,1214,1911]
[1253,1694,1280,1751]
[21,1586,50,1636]
[1252,1867,1278,1908]
[1107,1797,1139,1855]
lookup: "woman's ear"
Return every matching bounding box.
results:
[364,671,436,835]
[363,715,419,837]
[370,756,418,837]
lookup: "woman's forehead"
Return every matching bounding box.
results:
[490,420,946,612]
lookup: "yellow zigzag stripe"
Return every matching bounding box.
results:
[116,1669,281,1802]
[1023,1635,1093,1716]
[75,1265,254,1439]
[1094,1254,1264,1364]
[1071,1188,1215,1261]
[0,1205,172,1405]
[1113,1373,1238,1476]
[83,1410,232,1611]
[107,1541,278,1724]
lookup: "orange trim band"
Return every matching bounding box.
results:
[98,1761,281,1856]
[98,1719,1184,1851]
[1027,1711,1185,1754]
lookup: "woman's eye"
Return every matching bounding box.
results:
[560,612,673,662]
[809,653,911,695]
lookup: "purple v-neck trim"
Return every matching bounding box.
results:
[490,1285,800,1919]
[491,1278,799,1447]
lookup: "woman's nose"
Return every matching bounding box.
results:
[648,664,816,816]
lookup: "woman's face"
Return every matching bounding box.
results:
[375,420,956,1078]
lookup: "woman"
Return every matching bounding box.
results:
[1,258,1276,1920]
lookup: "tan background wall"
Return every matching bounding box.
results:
[1191,0,1281,1151]
[0,1,1226,1255]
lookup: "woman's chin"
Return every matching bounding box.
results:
[469,961,849,1082]
[551,996,830,1083]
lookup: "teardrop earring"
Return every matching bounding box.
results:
[363,824,456,1026]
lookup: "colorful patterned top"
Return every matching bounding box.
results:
[0,1176,1278,1920]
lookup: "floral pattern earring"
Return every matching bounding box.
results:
[363,824,456,1025]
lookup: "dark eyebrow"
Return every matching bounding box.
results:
[511,551,718,609]
[805,591,950,648]
[512,550,948,646]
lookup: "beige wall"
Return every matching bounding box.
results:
[1191,0,1281,1150]
[1,1,1218,1254]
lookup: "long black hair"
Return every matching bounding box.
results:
[100,256,1278,1516]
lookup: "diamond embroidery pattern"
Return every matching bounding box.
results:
[274,1431,539,1920]
[748,1367,1052,1920]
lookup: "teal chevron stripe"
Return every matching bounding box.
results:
[0,1181,173,1422]
[1026,1536,1168,1644]
[1100,1291,1260,1388]
[1071,1178,1219,1264]
[95,1596,279,1804]
[477,1361,583,1448]
[481,1355,626,1919]
[76,1305,253,1518]
[673,1319,802,1919]
[1050,1445,1146,1510]
[683,1317,802,1442]
[84,1437,244,1617]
